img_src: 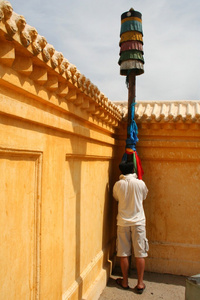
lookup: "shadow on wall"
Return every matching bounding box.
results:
[63,124,125,299]
[102,141,126,269]
[64,134,87,300]
[64,128,119,299]
[101,159,119,267]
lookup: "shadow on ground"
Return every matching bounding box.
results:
[99,266,186,300]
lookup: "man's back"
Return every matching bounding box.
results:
[113,173,148,226]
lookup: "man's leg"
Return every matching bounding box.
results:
[116,226,131,288]
[135,257,145,289]
[132,225,148,290]
[120,256,129,287]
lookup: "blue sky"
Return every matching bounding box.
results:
[11,0,200,102]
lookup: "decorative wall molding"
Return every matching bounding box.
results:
[150,240,200,249]
[114,100,200,126]
[62,244,113,300]
[0,147,42,300]
[138,147,200,161]
[65,154,116,161]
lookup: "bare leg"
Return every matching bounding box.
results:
[135,257,145,289]
[120,256,130,287]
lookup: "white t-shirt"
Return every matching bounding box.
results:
[113,173,148,226]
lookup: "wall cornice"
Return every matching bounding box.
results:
[114,101,200,130]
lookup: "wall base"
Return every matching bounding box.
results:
[82,262,111,300]
[185,274,200,300]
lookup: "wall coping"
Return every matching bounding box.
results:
[114,100,200,124]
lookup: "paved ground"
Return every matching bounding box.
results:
[99,267,186,300]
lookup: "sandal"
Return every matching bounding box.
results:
[116,278,130,290]
[136,284,146,294]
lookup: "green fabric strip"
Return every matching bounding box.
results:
[118,50,144,64]
[133,152,138,174]
[120,20,143,36]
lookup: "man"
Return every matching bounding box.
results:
[113,161,148,294]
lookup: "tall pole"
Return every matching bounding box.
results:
[127,72,136,134]
[118,8,144,178]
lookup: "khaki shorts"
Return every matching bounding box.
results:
[117,225,149,258]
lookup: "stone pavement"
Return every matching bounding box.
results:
[99,267,186,300]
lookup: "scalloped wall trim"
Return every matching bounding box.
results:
[114,100,200,124]
[0,0,122,123]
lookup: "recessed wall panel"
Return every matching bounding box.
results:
[0,149,42,300]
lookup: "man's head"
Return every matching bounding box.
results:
[119,161,134,175]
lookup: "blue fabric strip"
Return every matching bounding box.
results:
[126,101,138,150]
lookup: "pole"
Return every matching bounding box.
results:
[127,71,136,163]
[119,7,144,177]
[127,71,136,136]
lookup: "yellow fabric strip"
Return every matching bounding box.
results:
[121,17,142,24]
[120,32,143,45]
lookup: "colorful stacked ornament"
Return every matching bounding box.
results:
[119,8,144,76]
[118,8,145,179]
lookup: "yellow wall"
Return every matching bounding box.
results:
[0,88,120,299]
[0,16,122,298]
[136,124,200,276]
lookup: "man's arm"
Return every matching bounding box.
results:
[140,180,148,200]
[113,182,119,201]
[143,182,148,200]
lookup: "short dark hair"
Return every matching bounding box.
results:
[119,162,134,175]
